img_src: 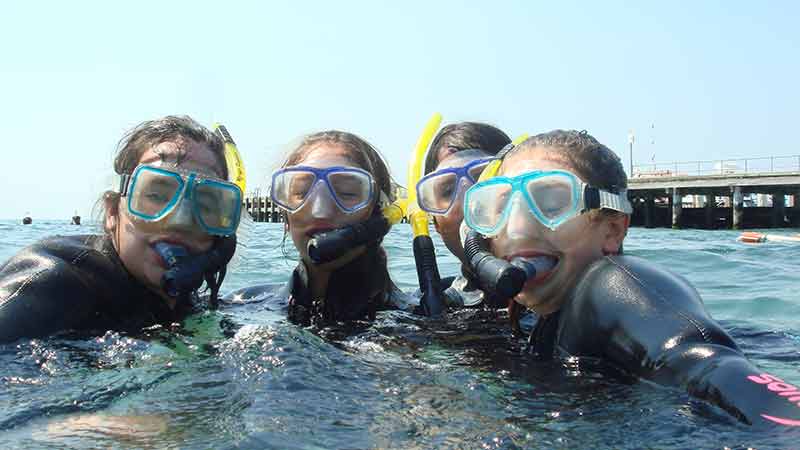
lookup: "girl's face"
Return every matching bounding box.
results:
[286,143,375,269]
[431,152,490,264]
[489,147,627,315]
[106,139,223,304]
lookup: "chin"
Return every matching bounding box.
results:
[144,268,166,290]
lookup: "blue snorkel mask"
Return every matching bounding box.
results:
[464,169,632,236]
[270,165,375,215]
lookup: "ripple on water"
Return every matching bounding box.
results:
[0,222,799,448]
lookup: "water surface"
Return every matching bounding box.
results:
[0,220,798,449]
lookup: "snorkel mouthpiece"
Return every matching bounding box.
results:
[155,242,193,298]
[307,215,391,264]
[463,230,526,299]
[156,237,237,301]
[510,258,538,279]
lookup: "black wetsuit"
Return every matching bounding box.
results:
[528,254,800,428]
[224,246,413,326]
[0,235,198,343]
[440,265,509,309]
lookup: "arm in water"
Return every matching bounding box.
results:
[558,255,800,428]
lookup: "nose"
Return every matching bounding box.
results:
[308,180,338,219]
[165,195,199,231]
[503,192,543,240]
[447,177,473,219]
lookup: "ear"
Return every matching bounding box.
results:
[104,194,120,235]
[601,214,629,255]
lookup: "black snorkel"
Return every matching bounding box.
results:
[307,214,391,265]
[155,236,237,309]
[463,230,530,299]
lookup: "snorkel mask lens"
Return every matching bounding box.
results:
[416,158,494,215]
[125,165,242,236]
[270,166,374,214]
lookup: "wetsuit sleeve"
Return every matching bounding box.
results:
[0,244,98,343]
[557,255,800,428]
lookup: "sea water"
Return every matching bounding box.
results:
[0,220,798,449]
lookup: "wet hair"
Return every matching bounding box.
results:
[281,130,395,205]
[424,122,511,175]
[508,129,627,194]
[99,115,227,220]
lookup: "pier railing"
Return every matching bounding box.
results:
[632,155,800,178]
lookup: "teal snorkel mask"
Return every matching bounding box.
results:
[464,169,632,235]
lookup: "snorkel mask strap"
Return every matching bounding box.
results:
[583,186,634,215]
[118,173,131,197]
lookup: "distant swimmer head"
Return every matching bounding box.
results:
[464,130,631,315]
[421,123,510,265]
[275,131,394,270]
[101,116,240,305]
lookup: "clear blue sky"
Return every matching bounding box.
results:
[1,0,798,219]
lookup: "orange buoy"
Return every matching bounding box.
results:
[738,232,766,243]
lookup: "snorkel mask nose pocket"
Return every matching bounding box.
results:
[308,180,339,218]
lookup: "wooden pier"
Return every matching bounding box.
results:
[243,190,283,223]
[628,156,800,229]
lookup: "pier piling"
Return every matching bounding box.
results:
[732,186,743,229]
[671,188,682,229]
[772,191,786,227]
[704,194,715,229]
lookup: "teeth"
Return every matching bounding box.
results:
[510,256,557,280]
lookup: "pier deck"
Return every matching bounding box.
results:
[627,156,800,229]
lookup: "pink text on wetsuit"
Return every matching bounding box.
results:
[747,373,800,426]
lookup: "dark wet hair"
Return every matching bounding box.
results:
[423,122,511,175]
[282,130,395,205]
[113,115,227,178]
[99,115,226,220]
[509,129,627,193]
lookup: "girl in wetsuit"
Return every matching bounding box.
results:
[229,131,409,326]
[461,129,800,428]
[415,122,511,309]
[0,116,243,343]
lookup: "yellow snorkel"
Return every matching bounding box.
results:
[213,123,247,194]
[407,113,442,236]
[477,133,529,183]
[407,113,446,317]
